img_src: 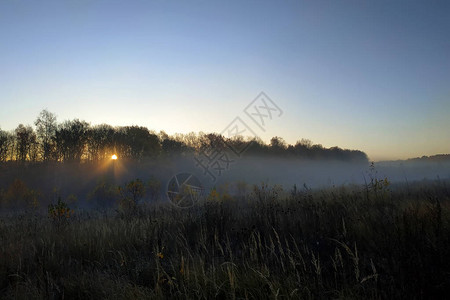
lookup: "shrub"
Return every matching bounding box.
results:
[118,179,145,216]
[147,176,161,202]
[1,179,41,210]
[48,196,73,227]
[88,180,119,209]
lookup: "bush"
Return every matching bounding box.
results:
[1,179,41,211]
[48,196,74,227]
[117,179,145,217]
[147,176,161,202]
[88,180,119,209]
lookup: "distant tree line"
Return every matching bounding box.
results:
[408,154,450,162]
[0,110,368,163]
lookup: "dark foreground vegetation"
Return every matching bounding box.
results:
[1,178,450,299]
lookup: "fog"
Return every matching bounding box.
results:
[1,154,449,209]
[189,155,450,191]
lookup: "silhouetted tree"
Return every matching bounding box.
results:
[269,136,287,154]
[14,124,36,162]
[182,132,201,150]
[34,109,57,161]
[115,126,161,159]
[0,129,12,162]
[204,133,226,150]
[309,144,325,159]
[1,111,370,163]
[350,150,369,162]
[293,139,312,158]
[55,119,89,162]
[86,124,116,161]
[158,130,169,142]
[162,138,186,154]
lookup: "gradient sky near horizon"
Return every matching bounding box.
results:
[0,0,449,161]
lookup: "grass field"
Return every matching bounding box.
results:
[1,179,450,299]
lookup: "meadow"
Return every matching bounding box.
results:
[2,1,449,298]
[1,177,449,299]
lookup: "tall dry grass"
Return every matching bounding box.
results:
[1,179,449,299]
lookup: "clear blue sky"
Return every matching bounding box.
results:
[1,0,449,160]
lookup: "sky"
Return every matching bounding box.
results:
[0,0,449,161]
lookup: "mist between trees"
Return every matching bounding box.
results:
[0,110,368,163]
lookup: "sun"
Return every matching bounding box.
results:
[111,154,118,160]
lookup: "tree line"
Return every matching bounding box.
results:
[0,110,368,163]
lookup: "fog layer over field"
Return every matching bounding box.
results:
[1,155,449,206]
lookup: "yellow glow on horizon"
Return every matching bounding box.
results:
[111,154,118,160]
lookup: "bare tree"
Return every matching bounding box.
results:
[34,109,57,161]
[0,128,12,162]
[14,124,36,162]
